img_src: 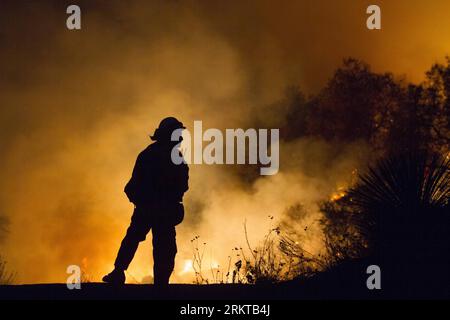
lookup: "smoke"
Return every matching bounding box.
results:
[0,0,448,283]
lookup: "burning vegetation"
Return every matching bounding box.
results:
[170,58,450,290]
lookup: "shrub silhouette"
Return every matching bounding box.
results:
[347,151,450,295]
[320,197,370,264]
[350,152,449,211]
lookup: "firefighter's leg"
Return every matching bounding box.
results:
[152,225,177,285]
[114,208,152,271]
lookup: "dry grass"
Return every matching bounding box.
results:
[0,256,15,285]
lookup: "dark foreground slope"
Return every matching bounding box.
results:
[1,260,448,300]
[0,282,380,300]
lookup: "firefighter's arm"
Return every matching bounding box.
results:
[124,153,146,204]
[183,163,189,192]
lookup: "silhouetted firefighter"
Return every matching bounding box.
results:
[103,117,189,285]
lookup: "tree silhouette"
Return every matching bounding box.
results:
[275,57,449,157]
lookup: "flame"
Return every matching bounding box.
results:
[330,189,346,201]
[330,169,358,201]
[82,257,88,270]
[180,259,193,274]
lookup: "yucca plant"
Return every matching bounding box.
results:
[348,151,449,295]
[348,151,450,251]
[349,152,450,213]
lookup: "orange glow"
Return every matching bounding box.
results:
[180,260,194,275]
[330,190,346,202]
